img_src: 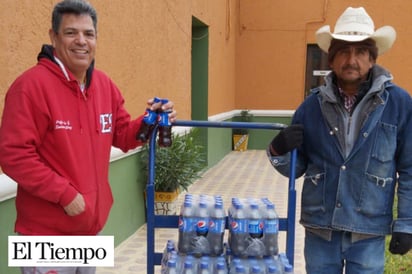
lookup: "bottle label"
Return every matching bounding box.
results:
[178,216,195,232]
[158,111,171,126]
[209,218,225,233]
[143,109,157,124]
[196,219,209,236]
[230,218,247,234]
[248,220,264,236]
[264,219,279,233]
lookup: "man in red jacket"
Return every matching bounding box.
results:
[0,0,176,273]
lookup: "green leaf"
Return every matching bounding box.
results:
[139,128,206,192]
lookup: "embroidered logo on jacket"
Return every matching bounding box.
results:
[55,120,72,130]
[100,113,112,133]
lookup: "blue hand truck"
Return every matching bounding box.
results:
[145,120,297,274]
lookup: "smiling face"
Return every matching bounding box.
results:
[49,13,96,83]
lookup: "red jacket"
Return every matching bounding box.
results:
[0,45,144,235]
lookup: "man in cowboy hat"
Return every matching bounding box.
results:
[267,7,412,273]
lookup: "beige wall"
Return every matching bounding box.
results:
[1,0,412,118]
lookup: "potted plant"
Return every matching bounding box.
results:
[140,128,206,215]
[233,110,253,151]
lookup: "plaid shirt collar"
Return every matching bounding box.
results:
[338,88,357,113]
[332,69,374,113]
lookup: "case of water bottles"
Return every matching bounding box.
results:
[160,194,294,273]
[145,119,298,274]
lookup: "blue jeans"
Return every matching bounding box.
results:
[304,230,385,274]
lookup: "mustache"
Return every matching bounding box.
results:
[342,65,360,71]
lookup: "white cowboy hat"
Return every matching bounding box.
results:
[316,7,396,55]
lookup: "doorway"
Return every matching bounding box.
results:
[191,17,209,120]
[305,44,329,97]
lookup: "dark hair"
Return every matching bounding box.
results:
[51,0,97,34]
[328,38,378,63]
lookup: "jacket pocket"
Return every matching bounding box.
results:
[371,122,397,163]
[358,172,394,216]
[302,172,326,214]
[55,192,96,234]
[69,202,95,231]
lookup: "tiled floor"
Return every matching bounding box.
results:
[97,150,305,274]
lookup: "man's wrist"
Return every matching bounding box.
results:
[59,185,78,207]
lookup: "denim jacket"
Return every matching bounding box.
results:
[269,65,412,236]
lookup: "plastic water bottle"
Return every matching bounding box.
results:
[161,240,176,273]
[284,263,294,273]
[248,202,263,239]
[178,200,196,254]
[229,201,248,257]
[228,257,241,274]
[193,199,211,256]
[167,260,178,274]
[136,97,160,142]
[169,251,182,272]
[158,98,172,147]
[246,201,265,257]
[279,253,289,268]
[262,201,279,256]
[267,264,279,274]
[183,259,196,274]
[198,257,211,274]
[215,260,227,274]
[262,256,280,273]
[279,253,293,274]
[235,265,247,273]
[212,256,228,274]
[208,200,225,256]
[250,264,263,274]
[196,200,209,237]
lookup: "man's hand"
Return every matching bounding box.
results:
[389,232,412,255]
[269,124,304,155]
[147,98,177,123]
[63,193,85,216]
